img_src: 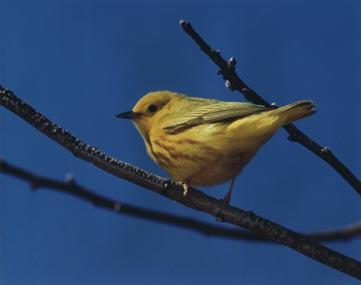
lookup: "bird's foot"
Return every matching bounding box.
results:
[219,193,231,209]
[182,183,189,196]
[181,176,193,196]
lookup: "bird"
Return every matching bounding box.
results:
[116,91,315,205]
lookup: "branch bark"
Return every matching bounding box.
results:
[1,159,361,243]
[1,86,361,279]
[180,20,361,196]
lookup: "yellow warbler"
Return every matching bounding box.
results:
[116,91,315,204]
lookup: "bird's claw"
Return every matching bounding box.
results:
[182,183,189,196]
[219,195,231,209]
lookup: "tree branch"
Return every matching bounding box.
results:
[1,86,361,279]
[1,159,361,243]
[179,20,361,197]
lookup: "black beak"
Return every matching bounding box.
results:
[116,111,141,119]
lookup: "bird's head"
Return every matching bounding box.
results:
[116,91,184,141]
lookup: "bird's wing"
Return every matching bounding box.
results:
[163,101,271,134]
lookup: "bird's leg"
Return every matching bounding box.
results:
[221,175,236,207]
[220,153,247,207]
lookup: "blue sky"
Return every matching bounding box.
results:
[1,0,360,284]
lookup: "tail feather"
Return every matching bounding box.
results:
[276,100,316,125]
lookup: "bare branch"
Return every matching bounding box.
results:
[1,86,361,279]
[179,20,361,196]
[1,159,361,243]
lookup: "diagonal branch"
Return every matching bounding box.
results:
[180,20,361,196]
[0,86,361,279]
[1,159,361,243]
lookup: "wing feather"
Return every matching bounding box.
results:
[163,101,271,134]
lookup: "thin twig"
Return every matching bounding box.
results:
[1,86,361,279]
[2,159,360,242]
[179,20,361,197]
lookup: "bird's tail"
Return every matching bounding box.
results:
[275,100,316,125]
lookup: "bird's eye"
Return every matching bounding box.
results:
[148,104,157,113]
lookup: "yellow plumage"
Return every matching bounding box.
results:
[117,91,315,204]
